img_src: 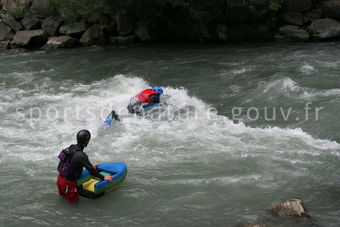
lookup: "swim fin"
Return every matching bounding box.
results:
[104,110,120,127]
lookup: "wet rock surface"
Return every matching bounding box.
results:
[272,198,307,217]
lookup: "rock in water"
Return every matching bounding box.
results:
[271,198,307,217]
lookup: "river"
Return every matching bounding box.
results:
[0,43,339,226]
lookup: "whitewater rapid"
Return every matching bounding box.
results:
[1,75,338,164]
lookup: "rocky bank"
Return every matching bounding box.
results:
[1,0,340,51]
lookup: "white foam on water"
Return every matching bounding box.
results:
[166,174,263,186]
[231,68,250,75]
[262,77,299,94]
[300,88,340,99]
[248,77,340,102]
[300,63,317,75]
[241,77,301,104]
[314,60,340,68]
[1,75,339,167]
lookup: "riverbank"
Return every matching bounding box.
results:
[1,0,340,51]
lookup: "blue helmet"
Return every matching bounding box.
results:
[152,86,163,95]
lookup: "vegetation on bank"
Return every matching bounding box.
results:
[1,0,339,50]
[69,0,280,41]
[53,0,282,24]
[53,0,282,18]
[2,0,281,41]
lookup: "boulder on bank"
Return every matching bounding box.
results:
[283,0,313,12]
[278,25,310,41]
[110,35,137,44]
[80,25,106,46]
[319,0,340,21]
[12,29,48,48]
[309,18,340,39]
[59,21,87,38]
[30,0,56,17]
[0,40,9,50]
[226,23,273,42]
[280,12,303,26]
[134,21,151,41]
[57,6,78,24]
[0,13,22,31]
[87,12,116,35]
[304,9,322,23]
[272,198,307,217]
[116,11,134,36]
[0,22,14,41]
[225,6,254,24]
[102,19,117,36]
[21,16,40,30]
[42,36,77,50]
[217,24,229,41]
[41,16,62,36]
[274,34,293,42]
[87,12,112,27]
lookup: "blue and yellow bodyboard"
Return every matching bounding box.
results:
[77,162,127,198]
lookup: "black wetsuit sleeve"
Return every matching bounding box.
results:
[142,94,160,108]
[150,94,160,103]
[80,153,105,180]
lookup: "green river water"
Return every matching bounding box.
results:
[0,43,339,226]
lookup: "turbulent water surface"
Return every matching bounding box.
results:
[0,43,339,227]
